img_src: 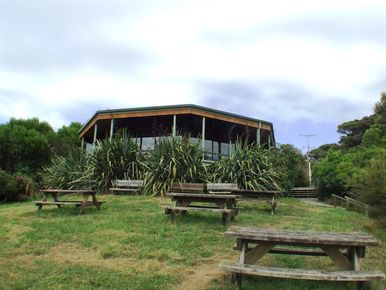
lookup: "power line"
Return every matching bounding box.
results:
[300,134,315,155]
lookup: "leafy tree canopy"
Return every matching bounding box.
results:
[0,118,54,175]
[337,115,375,149]
[309,143,340,160]
[51,122,82,156]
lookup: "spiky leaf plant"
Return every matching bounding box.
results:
[208,142,289,191]
[40,149,95,190]
[90,136,144,191]
[143,137,207,196]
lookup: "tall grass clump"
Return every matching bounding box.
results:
[40,149,95,190]
[209,142,289,191]
[143,137,207,196]
[90,136,144,191]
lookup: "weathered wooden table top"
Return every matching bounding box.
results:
[167,193,241,199]
[231,189,281,195]
[225,227,380,246]
[41,189,97,194]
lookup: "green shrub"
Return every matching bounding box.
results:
[353,157,386,215]
[15,175,38,199]
[90,136,144,191]
[0,170,17,202]
[142,137,207,196]
[313,150,346,198]
[273,144,308,188]
[208,142,289,191]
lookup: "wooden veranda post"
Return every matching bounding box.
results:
[256,122,261,146]
[109,118,114,141]
[202,116,206,150]
[268,133,271,149]
[172,114,177,137]
[93,123,98,144]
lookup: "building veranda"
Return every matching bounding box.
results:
[79,104,275,159]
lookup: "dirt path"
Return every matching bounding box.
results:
[171,253,236,290]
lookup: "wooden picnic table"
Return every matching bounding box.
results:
[230,189,280,215]
[221,227,384,290]
[34,189,104,215]
[164,192,241,224]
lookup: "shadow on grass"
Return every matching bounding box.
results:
[164,212,238,228]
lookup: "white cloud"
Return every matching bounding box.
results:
[0,0,385,147]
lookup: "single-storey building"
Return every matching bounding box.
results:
[79,104,275,159]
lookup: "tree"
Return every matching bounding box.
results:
[313,150,346,198]
[309,143,340,160]
[337,115,375,150]
[373,91,386,124]
[0,118,54,176]
[50,122,82,156]
[275,144,308,188]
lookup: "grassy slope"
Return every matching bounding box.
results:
[0,196,385,290]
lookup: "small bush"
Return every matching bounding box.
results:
[15,175,38,200]
[0,170,17,202]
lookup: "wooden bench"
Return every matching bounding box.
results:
[207,183,238,194]
[169,182,205,193]
[109,180,143,194]
[221,227,385,289]
[164,183,240,224]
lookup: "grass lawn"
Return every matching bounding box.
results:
[0,195,385,290]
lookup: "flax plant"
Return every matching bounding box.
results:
[209,142,288,191]
[90,136,144,191]
[40,149,95,190]
[142,136,207,196]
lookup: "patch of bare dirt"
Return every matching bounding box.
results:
[171,252,236,290]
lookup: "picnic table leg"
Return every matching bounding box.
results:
[350,247,369,290]
[37,193,49,211]
[79,193,90,215]
[236,239,247,290]
[52,193,62,208]
[91,193,101,210]
[221,212,227,225]
[271,196,276,215]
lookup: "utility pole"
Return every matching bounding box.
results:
[300,134,315,187]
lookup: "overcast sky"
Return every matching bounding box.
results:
[1,0,385,152]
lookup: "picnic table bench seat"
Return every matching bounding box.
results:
[109,180,143,194]
[220,263,385,282]
[34,200,105,207]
